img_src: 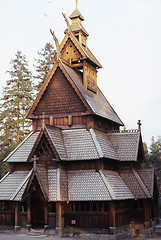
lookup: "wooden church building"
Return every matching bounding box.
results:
[0,2,158,238]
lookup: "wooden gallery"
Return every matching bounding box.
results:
[0,3,159,238]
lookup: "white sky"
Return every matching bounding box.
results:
[0,0,161,147]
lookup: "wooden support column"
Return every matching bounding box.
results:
[44,200,49,233]
[153,198,159,224]
[56,202,63,236]
[144,199,150,228]
[109,201,116,235]
[15,202,21,233]
[27,198,31,232]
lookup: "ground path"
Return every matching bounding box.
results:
[0,233,161,240]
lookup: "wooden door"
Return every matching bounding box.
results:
[31,187,45,228]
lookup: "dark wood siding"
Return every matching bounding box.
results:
[34,68,86,116]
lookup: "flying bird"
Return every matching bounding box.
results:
[43,13,49,18]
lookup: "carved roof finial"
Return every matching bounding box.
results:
[62,12,71,31]
[137,120,142,131]
[50,29,60,59]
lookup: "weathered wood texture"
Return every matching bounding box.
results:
[33,115,87,131]
[61,39,82,63]
[9,163,33,173]
[34,68,86,116]
[64,201,110,230]
[0,202,15,226]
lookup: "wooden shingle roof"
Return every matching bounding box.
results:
[137,167,154,197]
[101,170,134,200]
[0,170,32,201]
[62,129,99,161]
[108,130,140,161]
[119,169,151,199]
[69,9,85,21]
[68,170,112,201]
[5,126,143,163]
[62,62,123,125]
[0,167,153,201]
[4,131,40,163]
[27,60,123,125]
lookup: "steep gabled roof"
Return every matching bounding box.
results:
[27,60,123,126]
[62,62,123,125]
[46,124,67,160]
[59,30,102,68]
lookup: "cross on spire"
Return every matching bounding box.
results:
[76,0,78,9]
[42,112,46,129]
[137,120,142,131]
[32,155,39,172]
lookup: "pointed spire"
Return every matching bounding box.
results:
[69,2,84,21]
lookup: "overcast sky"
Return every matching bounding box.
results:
[0,0,161,147]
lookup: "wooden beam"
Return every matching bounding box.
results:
[109,201,116,235]
[27,198,31,232]
[15,202,21,233]
[56,202,63,236]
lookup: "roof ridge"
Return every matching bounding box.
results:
[132,169,151,198]
[45,124,67,161]
[89,129,104,158]
[35,165,48,200]
[45,125,61,160]
[0,172,10,184]
[99,170,115,200]
[107,129,139,134]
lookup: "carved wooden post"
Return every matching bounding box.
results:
[109,201,116,235]
[27,198,31,232]
[44,200,49,233]
[144,199,150,228]
[15,202,21,233]
[56,201,62,236]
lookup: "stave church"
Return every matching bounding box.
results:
[0,1,159,238]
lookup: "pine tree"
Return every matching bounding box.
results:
[143,142,151,168]
[34,43,55,92]
[150,136,161,178]
[0,51,34,175]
